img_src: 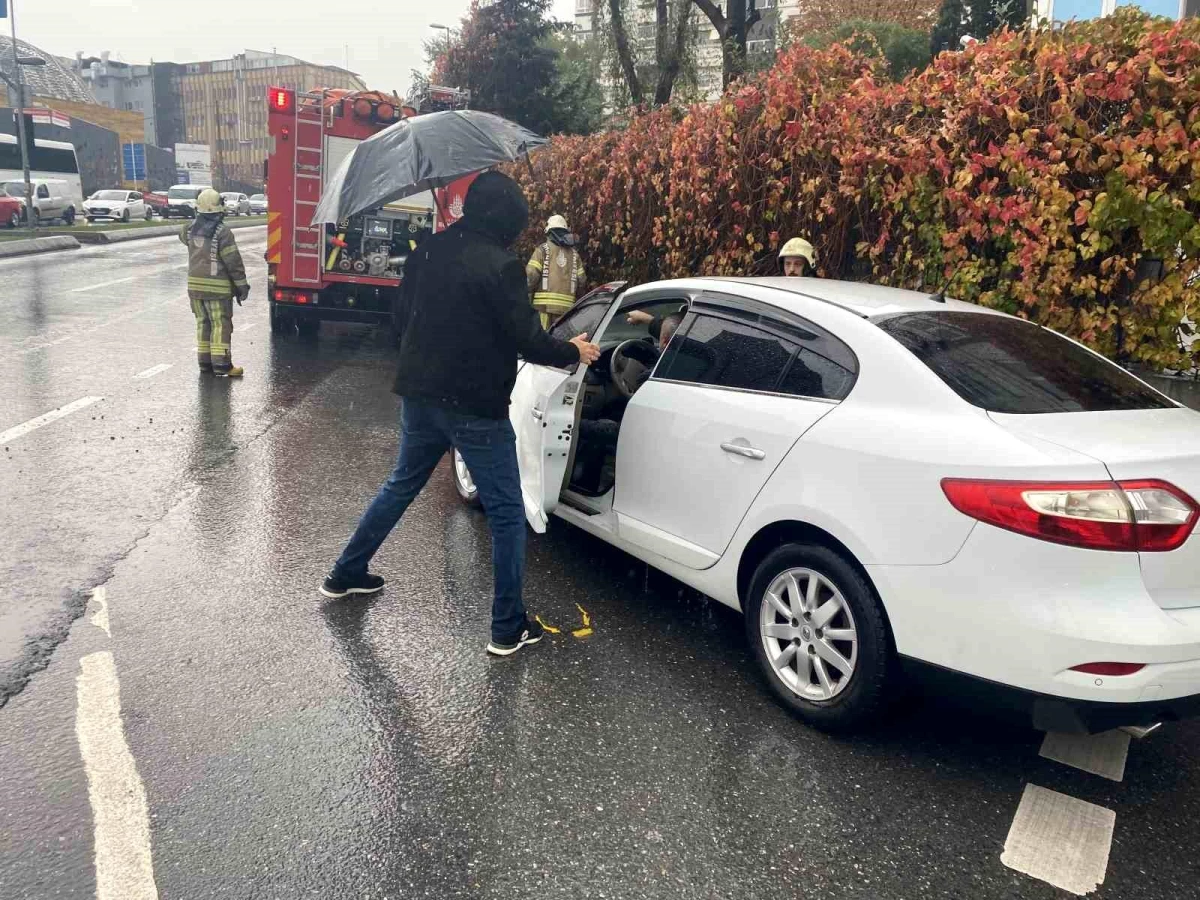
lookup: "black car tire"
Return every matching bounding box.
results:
[121,209,130,223]
[269,303,292,335]
[744,543,894,731]
[8,212,18,228]
[296,318,319,338]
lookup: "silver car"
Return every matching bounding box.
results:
[220,192,251,216]
[249,194,268,215]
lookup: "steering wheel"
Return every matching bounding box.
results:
[610,339,653,399]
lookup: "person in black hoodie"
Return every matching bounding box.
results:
[320,171,600,657]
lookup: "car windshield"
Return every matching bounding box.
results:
[2,182,27,197]
[876,311,1174,414]
[168,187,204,200]
[221,193,237,200]
[92,190,128,201]
[250,194,265,201]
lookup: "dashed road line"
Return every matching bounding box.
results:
[70,275,140,293]
[89,587,112,637]
[0,396,103,445]
[75,651,160,900]
[1040,730,1130,782]
[1001,784,1114,896]
[133,363,173,380]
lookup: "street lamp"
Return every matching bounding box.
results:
[2,1,46,230]
[430,23,453,55]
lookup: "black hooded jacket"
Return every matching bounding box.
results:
[391,171,580,419]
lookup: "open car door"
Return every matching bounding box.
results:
[508,283,627,532]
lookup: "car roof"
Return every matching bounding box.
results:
[696,276,1005,320]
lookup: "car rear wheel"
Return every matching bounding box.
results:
[144,208,152,221]
[296,318,319,338]
[7,212,17,229]
[269,303,292,335]
[451,449,481,507]
[744,543,893,731]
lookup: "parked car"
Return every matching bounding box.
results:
[451,277,1200,733]
[0,178,77,225]
[84,189,150,223]
[0,186,23,228]
[249,193,267,215]
[165,184,211,218]
[221,192,251,216]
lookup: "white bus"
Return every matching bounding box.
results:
[0,133,84,221]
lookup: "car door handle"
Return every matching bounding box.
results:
[721,442,765,460]
[531,408,544,420]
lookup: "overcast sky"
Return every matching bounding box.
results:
[12,0,579,96]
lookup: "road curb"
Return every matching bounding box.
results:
[76,219,267,244]
[0,235,81,260]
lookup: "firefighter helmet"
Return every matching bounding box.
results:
[546,214,569,233]
[196,188,224,215]
[778,237,816,267]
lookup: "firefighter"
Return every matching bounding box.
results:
[180,188,250,377]
[526,214,586,328]
[779,237,816,277]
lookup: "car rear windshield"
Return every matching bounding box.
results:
[168,187,203,200]
[876,311,1173,414]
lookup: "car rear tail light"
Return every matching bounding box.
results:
[296,293,309,304]
[274,289,284,301]
[1069,662,1146,676]
[940,478,1198,552]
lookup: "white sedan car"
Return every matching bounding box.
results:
[84,189,150,222]
[453,277,1200,732]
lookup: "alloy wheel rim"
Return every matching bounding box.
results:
[759,567,858,701]
[453,450,476,497]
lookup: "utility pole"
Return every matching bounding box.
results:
[6,0,35,230]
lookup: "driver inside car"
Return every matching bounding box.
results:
[573,311,685,489]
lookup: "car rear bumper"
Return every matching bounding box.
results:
[271,301,390,325]
[868,523,1200,707]
[901,657,1200,733]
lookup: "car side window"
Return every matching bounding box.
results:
[657,314,796,392]
[131,193,142,201]
[36,185,49,199]
[768,317,858,401]
[548,297,610,343]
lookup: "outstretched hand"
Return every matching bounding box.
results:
[570,333,601,366]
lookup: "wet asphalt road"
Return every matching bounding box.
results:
[2,235,1200,899]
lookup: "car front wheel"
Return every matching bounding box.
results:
[451,449,481,507]
[744,543,893,731]
[7,212,17,228]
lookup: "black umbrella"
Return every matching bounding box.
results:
[312,110,547,226]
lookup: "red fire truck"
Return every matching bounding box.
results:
[264,84,472,338]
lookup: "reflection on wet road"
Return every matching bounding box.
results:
[1,237,1199,898]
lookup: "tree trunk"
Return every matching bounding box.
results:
[608,0,643,105]
[653,0,692,105]
[691,0,760,89]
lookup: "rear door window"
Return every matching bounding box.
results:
[876,311,1174,413]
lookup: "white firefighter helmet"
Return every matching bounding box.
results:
[196,188,224,214]
[778,237,816,267]
[546,214,569,233]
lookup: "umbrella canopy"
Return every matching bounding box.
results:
[312,110,547,226]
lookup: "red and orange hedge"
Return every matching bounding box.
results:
[512,9,1200,368]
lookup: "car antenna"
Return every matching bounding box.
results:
[930,259,967,304]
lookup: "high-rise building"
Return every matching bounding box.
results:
[74,50,366,191]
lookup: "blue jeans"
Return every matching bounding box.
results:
[332,398,528,640]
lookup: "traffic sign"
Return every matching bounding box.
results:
[122,142,146,181]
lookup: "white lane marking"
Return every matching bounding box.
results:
[1002,784,1114,896]
[1040,730,1131,782]
[75,652,160,900]
[133,363,173,380]
[237,323,257,334]
[70,275,139,293]
[0,396,103,445]
[89,587,111,637]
